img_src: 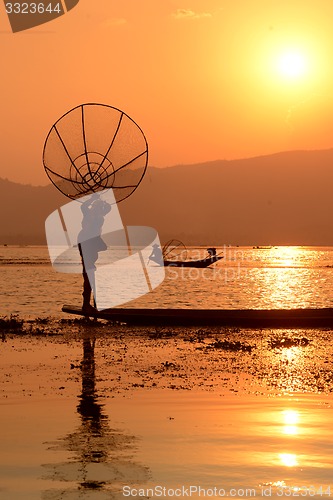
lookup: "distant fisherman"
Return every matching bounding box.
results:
[149,243,163,265]
[207,247,217,257]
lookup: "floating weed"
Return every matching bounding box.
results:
[0,315,24,331]
[34,317,50,325]
[199,338,254,353]
[269,336,310,349]
[148,328,176,340]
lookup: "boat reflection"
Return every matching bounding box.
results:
[42,330,149,499]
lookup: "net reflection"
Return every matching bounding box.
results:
[42,331,149,499]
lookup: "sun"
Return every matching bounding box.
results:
[256,42,315,92]
[276,51,308,80]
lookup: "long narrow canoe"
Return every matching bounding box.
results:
[62,305,333,328]
[153,254,223,268]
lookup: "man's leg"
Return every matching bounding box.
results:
[79,243,93,310]
[82,269,92,309]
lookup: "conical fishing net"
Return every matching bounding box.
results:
[43,103,148,202]
[162,239,187,261]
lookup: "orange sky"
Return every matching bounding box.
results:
[1,0,333,185]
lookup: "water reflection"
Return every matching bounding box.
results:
[236,398,333,494]
[278,409,300,469]
[3,246,333,316]
[257,268,311,309]
[42,330,149,499]
[282,409,299,436]
[279,453,298,467]
[241,246,327,309]
[266,246,305,268]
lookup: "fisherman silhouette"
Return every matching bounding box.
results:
[149,243,163,265]
[77,194,111,312]
[207,247,217,257]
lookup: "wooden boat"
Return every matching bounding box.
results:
[163,254,223,268]
[157,240,222,268]
[62,305,333,328]
[253,246,274,250]
[150,254,223,268]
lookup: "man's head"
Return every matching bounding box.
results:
[92,199,111,215]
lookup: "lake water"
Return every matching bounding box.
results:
[1,245,333,318]
[1,246,333,499]
[1,328,333,500]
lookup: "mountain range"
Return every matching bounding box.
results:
[1,149,333,246]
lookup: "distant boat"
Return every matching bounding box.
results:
[149,240,223,268]
[162,254,223,268]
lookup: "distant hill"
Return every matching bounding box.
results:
[1,149,333,245]
[0,179,63,245]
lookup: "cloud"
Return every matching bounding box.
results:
[104,18,127,27]
[172,9,212,20]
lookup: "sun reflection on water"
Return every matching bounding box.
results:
[263,336,311,393]
[275,246,303,267]
[282,409,299,435]
[265,246,309,267]
[258,246,316,308]
[279,453,298,467]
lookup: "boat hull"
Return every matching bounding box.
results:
[163,255,223,268]
[62,305,333,328]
